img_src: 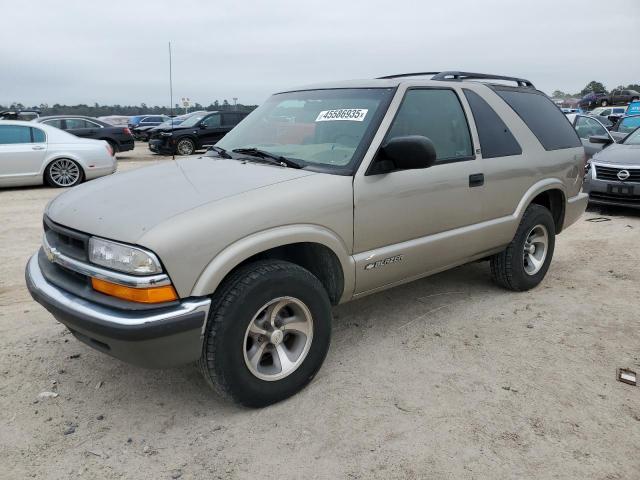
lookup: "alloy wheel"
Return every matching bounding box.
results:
[243,296,314,381]
[49,159,80,187]
[177,139,194,155]
[523,224,548,276]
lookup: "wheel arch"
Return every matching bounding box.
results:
[515,180,567,234]
[190,225,355,305]
[42,155,86,181]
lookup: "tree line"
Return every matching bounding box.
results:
[0,100,258,117]
[552,81,640,99]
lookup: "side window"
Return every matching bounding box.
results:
[618,116,640,134]
[202,114,221,128]
[600,109,611,116]
[222,113,242,126]
[494,88,581,150]
[575,116,607,139]
[42,119,64,129]
[463,89,522,158]
[386,89,473,162]
[65,119,91,129]
[0,125,33,144]
[31,128,46,143]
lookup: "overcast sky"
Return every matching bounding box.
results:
[1,0,639,107]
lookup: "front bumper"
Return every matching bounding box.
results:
[25,254,211,368]
[583,166,640,209]
[149,138,173,154]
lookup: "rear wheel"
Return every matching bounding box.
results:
[45,158,83,188]
[175,138,195,155]
[490,204,555,291]
[198,260,332,407]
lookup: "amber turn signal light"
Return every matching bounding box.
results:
[91,278,178,303]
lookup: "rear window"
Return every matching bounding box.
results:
[493,87,581,150]
[463,89,521,158]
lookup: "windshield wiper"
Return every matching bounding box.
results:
[206,145,232,159]
[232,147,303,169]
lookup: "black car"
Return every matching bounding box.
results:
[578,92,608,110]
[128,115,170,140]
[35,116,135,154]
[148,111,248,155]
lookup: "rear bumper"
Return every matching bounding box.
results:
[117,138,135,152]
[25,254,211,368]
[563,192,589,230]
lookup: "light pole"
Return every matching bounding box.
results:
[233,97,238,108]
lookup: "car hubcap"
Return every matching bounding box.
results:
[177,140,193,155]
[523,224,548,276]
[49,159,80,186]
[243,297,313,381]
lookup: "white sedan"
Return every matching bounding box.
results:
[0,120,116,188]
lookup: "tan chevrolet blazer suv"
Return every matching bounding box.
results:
[26,71,588,406]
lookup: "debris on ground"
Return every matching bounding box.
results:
[586,217,611,223]
[38,391,59,399]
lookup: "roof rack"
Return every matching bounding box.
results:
[377,71,535,88]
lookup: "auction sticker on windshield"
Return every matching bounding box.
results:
[315,109,368,122]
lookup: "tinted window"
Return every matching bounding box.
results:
[386,89,473,162]
[65,119,94,129]
[202,114,221,128]
[43,119,64,129]
[31,128,46,143]
[494,88,581,150]
[0,125,32,144]
[600,109,611,116]
[463,89,521,158]
[575,116,607,139]
[618,116,640,134]
[222,113,242,126]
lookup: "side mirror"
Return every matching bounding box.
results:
[369,135,437,175]
[589,135,613,145]
[199,123,207,129]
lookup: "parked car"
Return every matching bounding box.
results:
[128,115,169,139]
[583,126,640,208]
[98,115,131,126]
[566,113,616,160]
[578,92,608,110]
[608,114,640,142]
[0,120,115,188]
[34,116,134,154]
[589,106,627,121]
[136,111,208,142]
[0,109,40,121]
[25,71,587,406]
[148,111,248,155]
[581,90,640,109]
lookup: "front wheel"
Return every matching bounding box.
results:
[490,204,556,291]
[175,138,195,155]
[198,260,332,407]
[44,158,83,188]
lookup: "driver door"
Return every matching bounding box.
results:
[352,88,483,294]
[573,115,612,159]
[198,113,225,146]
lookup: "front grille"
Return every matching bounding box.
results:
[590,192,640,205]
[594,165,640,183]
[43,216,90,261]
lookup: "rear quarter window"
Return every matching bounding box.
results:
[493,87,581,150]
[463,89,522,158]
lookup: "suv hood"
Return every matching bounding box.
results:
[46,157,316,243]
[592,143,640,165]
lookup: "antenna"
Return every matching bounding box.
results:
[168,41,175,161]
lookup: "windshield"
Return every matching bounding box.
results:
[180,113,208,128]
[619,116,640,134]
[623,127,640,145]
[216,88,395,172]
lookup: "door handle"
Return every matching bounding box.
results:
[469,173,484,187]
[32,145,45,150]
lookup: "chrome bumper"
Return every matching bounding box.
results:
[25,253,211,368]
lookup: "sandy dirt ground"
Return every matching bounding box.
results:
[1,143,639,479]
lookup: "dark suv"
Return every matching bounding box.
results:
[35,116,135,154]
[148,111,248,155]
[128,115,170,139]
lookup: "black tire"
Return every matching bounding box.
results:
[198,260,332,407]
[490,204,556,291]
[175,137,195,155]
[44,158,84,188]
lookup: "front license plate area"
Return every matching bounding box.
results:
[607,184,634,196]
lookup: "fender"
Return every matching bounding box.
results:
[190,224,356,303]
[41,153,86,177]
[513,178,566,221]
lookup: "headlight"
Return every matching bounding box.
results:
[88,237,162,275]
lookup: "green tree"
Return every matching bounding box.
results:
[580,81,607,96]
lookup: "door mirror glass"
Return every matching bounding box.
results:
[370,135,437,174]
